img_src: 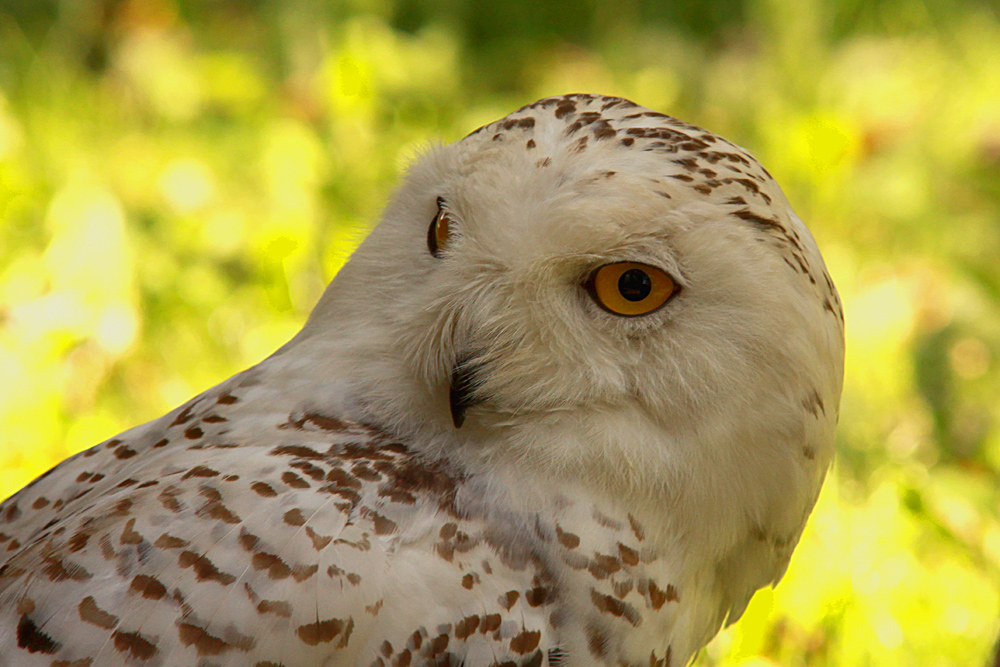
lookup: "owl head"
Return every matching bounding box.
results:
[289,94,844,541]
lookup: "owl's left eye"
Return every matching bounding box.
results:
[586,262,677,317]
[428,197,455,257]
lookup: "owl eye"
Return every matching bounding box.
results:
[586,262,677,317]
[428,197,455,257]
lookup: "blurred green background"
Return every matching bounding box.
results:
[1,0,999,664]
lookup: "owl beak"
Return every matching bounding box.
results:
[449,360,480,428]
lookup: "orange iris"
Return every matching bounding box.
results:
[587,262,676,316]
[428,198,455,257]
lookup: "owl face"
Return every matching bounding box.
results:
[304,96,843,479]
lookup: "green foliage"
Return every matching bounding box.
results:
[1,0,999,664]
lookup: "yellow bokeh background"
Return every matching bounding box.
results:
[2,0,999,664]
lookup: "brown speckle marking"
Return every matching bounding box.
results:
[258,599,293,617]
[112,630,157,660]
[281,471,310,489]
[647,647,671,667]
[586,624,608,658]
[252,551,294,580]
[284,508,307,526]
[647,580,679,610]
[618,542,639,566]
[178,550,236,585]
[613,579,634,599]
[431,633,449,655]
[327,468,362,489]
[197,486,241,524]
[525,583,553,607]
[510,629,541,654]
[41,555,92,582]
[304,412,352,431]
[556,525,580,549]
[500,590,520,610]
[292,460,325,480]
[272,444,325,459]
[480,613,502,634]
[298,617,354,647]
[732,208,784,234]
[455,615,480,639]
[179,622,254,655]
[251,481,278,497]
[802,389,826,417]
[591,589,641,626]
[1,516,18,535]
[588,553,622,579]
[130,574,167,600]
[16,614,61,654]
[501,117,536,130]
[113,443,138,459]
[182,465,220,480]
[554,100,576,118]
[119,519,142,545]
[79,596,118,629]
[351,463,380,482]
[111,497,132,515]
[154,533,188,548]
[68,529,91,552]
[306,526,333,550]
[592,509,623,530]
[370,511,397,536]
[628,514,645,542]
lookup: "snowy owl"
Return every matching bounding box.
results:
[0,94,844,667]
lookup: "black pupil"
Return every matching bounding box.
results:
[618,269,652,302]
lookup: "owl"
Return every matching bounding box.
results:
[0,94,844,667]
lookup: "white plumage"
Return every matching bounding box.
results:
[0,94,843,667]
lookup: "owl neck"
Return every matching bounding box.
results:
[453,455,782,667]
